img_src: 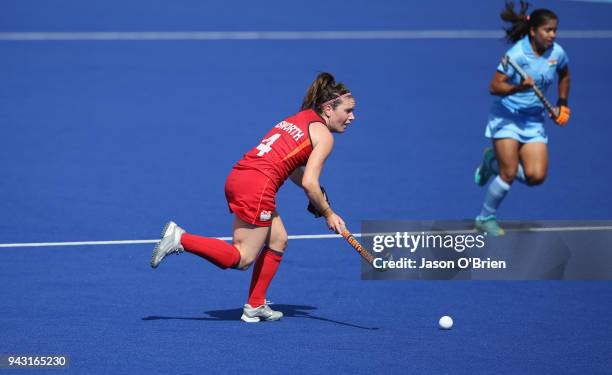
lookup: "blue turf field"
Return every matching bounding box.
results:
[1,1,611,374]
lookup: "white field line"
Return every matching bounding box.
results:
[0,233,345,248]
[1,226,611,249]
[0,30,612,41]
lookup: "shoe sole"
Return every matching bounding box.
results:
[488,228,505,236]
[240,314,282,323]
[474,167,484,186]
[475,148,494,187]
[240,314,261,323]
[240,309,283,322]
[474,223,505,237]
[150,221,174,269]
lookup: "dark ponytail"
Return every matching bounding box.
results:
[301,72,352,113]
[501,1,558,43]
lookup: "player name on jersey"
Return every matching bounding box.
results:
[274,121,305,142]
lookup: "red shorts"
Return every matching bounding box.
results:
[225,168,277,227]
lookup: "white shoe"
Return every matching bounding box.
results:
[150,221,186,268]
[240,303,283,323]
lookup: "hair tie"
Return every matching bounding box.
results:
[319,93,353,109]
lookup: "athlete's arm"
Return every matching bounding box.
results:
[557,67,570,105]
[291,166,331,217]
[490,71,534,96]
[303,122,345,233]
[302,123,332,212]
[555,67,571,125]
[289,167,304,187]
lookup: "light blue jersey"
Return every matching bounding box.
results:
[486,35,569,143]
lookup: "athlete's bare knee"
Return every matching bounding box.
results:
[269,235,288,252]
[236,254,256,270]
[231,243,257,270]
[499,167,517,184]
[526,171,546,186]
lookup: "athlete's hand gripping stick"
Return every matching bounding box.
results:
[501,55,560,119]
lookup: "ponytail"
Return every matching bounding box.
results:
[501,0,531,43]
[301,72,352,113]
[501,1,559,44]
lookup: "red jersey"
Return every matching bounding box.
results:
[234,109,324,187]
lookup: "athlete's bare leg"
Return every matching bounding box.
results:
[493,138,520,184]
[265,213,288,252]
[232,217,270,270]
[519,142,548,186]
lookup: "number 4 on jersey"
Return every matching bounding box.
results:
[256,133,281,156]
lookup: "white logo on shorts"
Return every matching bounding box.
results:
[260,210,272,221]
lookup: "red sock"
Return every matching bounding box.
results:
[247,248,283,307]
[181,233,241,269]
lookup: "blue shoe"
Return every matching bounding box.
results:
[475,215,505,236]
[474,147,496,186]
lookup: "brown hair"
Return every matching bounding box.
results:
[501,1,558,43]
[301,72,352,113]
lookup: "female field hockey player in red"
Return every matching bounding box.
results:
[150,72,355,322]
[474,1,570,235]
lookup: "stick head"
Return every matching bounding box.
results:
[501,55,509,70]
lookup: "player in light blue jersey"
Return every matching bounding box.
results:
[474,1,571,235]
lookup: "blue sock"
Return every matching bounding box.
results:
[490,160,527,183]
[478,175,511,219]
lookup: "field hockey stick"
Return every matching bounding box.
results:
[340,229,391,272]
[501,55,560,119]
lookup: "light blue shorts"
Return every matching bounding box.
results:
[485,113,548,144]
